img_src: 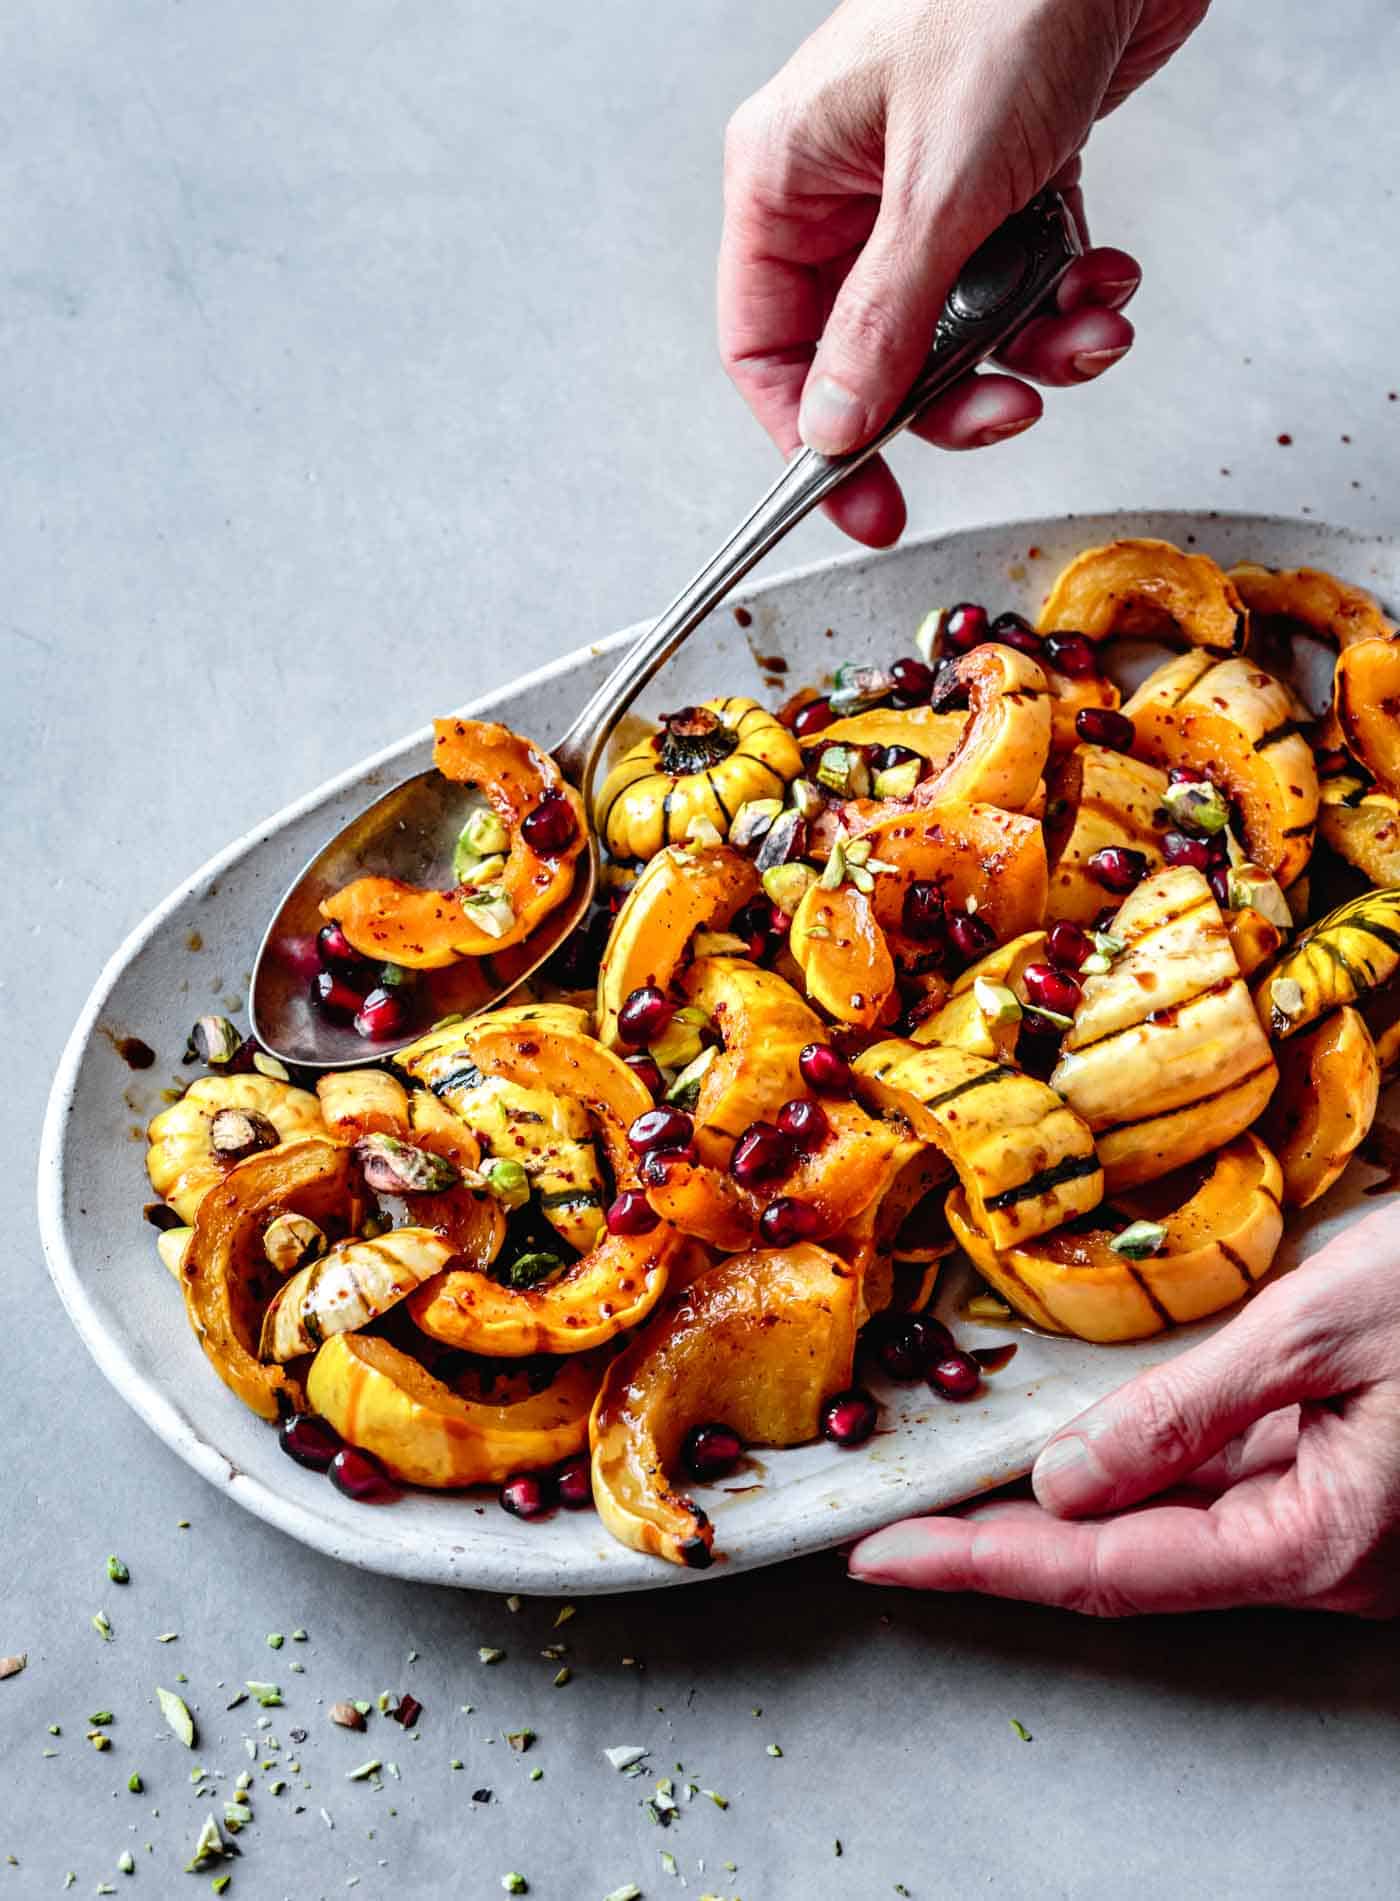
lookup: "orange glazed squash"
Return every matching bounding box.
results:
[1044,745,1169,925]
[1231,562,1396,748]
[307,1332,605,1488]
[589,1243,861,1568]
[840,802,1048,955]
[1335,636,1400,797]
[182,1138,355,1422]
[789,880,896,1028]
[321,718,586,967]
[1038,537,1247,655]
[1258,1005,1380,1207]
[911,643,1051,813]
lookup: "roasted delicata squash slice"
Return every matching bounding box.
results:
[322,718,587,967]
[839,802,1048,953]
[1255,886,1400,1038]
[682,957,825,1165]
[1232,562,1396,747]
[1044,746,1169,925]
[307,1332,603,1488]
[1050,866,1277,1189]
[181,1138,353,1420]
[789,881,896,1028]
[643,1099,906,1251]
[1125,652,1318,887]
[798,704,968,765]
[1318,773,1400,887]
[1039,537,1247,655]
[596,843,758,1048]
[1258,1006,1379,1208]
[397,1010,606,1252]
[146,1074,328,1224]
[1335,635,1400,797]
[316,1069,410,1142]
[1225,906,1285,979]
[589,1243,861,1568]
[913,643,1051,813]
[595,699,801,862]
[947,1134,1284,1342]
[854,1039,1102,1247]
[910,930,1048,1058]
[259,1227,459,1362]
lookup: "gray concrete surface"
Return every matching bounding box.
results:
[7,1,1400,1895]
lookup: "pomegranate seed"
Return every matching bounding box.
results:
[901,881,948,941]
[627,1105,694,1155]
[1162,830,1212,871]
[767,901,793,937]
[1022,962,1082,1017]
[890,656,934,705]
[1045,920,1093,970]
[799,1042,853,1097]
[730,1121,795,1186]
[617,985,674,1047]
[989,614,1045,660]
[946,909,997,961]
[792,698,834,738]
[731,896,776,960]
[278,934,324,979]
[354,986,408,1041]
[521,790,578,855]
[776,1098,830,1153]
[328,1447,398,1503]
[682,1422,744,1481]
[500,1471,556,1519]
[556,1454,592,1509]
[310,970,366,1022]
[1092,906,1122,933]
[1207,829,1232,865]
[929,1351,982,1400]
[1044,632,1099,678]
[623,1052,664,1098]
[865,1313,953,1381]
[821,1389,879,1446]
[943,602,989,652]
[759,1197,824,1245]
[869,743,920,773]
[1017,1016,1063,1078]
[279,1413,344,1473]
[1075,706,1136,751]
[640,1143,699,1185]
[317,921,371,974]
[605,1189,660,1236]
[1208,865,1233,908]
[1168,765,1204,785]
[1087,845,1148,894]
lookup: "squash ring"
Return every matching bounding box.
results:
[1038,537,1247,655]
[1232,562,1396,748]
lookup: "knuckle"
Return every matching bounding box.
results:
[1127,1378,1201,1478]
[1064,1547,1141,1620]
[828,283,907,372]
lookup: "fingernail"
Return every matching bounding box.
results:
[798,374,865,455]
[1031,1433,1103,1512]
[1097,276,1140,307]
[977,416,1036,447]
[1071,345,1130,380]
[846,1523,928,1581]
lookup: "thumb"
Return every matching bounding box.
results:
[1029,1219,1400,1518]
[797,186,987,457]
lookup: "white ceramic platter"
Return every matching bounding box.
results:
[37,509,1400,1595]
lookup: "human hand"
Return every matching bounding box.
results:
[848,1203,1400,1617]
[719,0,1210,546]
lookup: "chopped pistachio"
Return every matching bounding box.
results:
[461,888,517,938]
[223,1801,253,1828]
[815,744,871,798]
[819,836,847,891]
[187,1015,241,1066]
[501,1877,528,1895]
[354,1700,373,1717]
[830,661,897,716]
[245,1681,283,1707]
[965,1293,1013,1321]
[266,1633,284,1650]
[683,814,726,849]
[529,1767,543,1781]
[106,1555,131,1585]
[1011,1718,1033,1741]
[345,1759,382,1781]
[1109,1219,1168,1260]
[1027,1004,1075,1030]
[291,1628,308,1642]
[1091,929,1126,958]
[89,1733,112,1751]
[665,1043,717,1109]
[90,1710,114,1726]
[1163,774,1229,834]
[602,1885,641,1901]
[703,1789,729,1810]
[155,1223,194,1277]
[914,608,944,667]
[1079,951,1113,976]
[660,1851,678,1878]
[482,1156,530,1210]
[263,1211,327,1274]
[212,1877,232,1896]
[728,797,783,853]
[505,1729,535,1753]
[761,860,817,916]
[155,1632,179,1644]
[184,1814,225,1872]
[790,777,827,820]
[355,1132,459,1196]
[127,1772,143,1793]
[650,1003,711,1070]
[269,1778,287,1795]
[766,1743,783,1757]
[849,862,875,894]
[604,1746,648,1772]
[156,1686,196,1748]
[463,806,512,859]
[92,1611,113,1642]
[252,1049,291,1081]
[1228,862,1292,928]
[478,1647,505,1666]
[973,977,1022,1025]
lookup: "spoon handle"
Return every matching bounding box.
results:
[551,188,1082,791]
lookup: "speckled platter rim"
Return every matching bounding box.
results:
[36,509,1399,1594]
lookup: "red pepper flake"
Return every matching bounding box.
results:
[1276,432,1293,446]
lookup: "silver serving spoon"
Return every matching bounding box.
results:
[251,190,1081,1069]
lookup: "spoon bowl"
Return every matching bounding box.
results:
[250,191,1079,1069]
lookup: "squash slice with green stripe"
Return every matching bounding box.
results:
[1124,651,1318,888]
[1317,771,1400,888]
[1254,885,1400,1039]
[1050,866,1278,1191]
[947,1133,1283,1343]
[853,1038,1102,1249]
[1258,1006,1379,1207]
[1044,745,1169,926]
[260,1228,459,1362]
[595,843,758,1049]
